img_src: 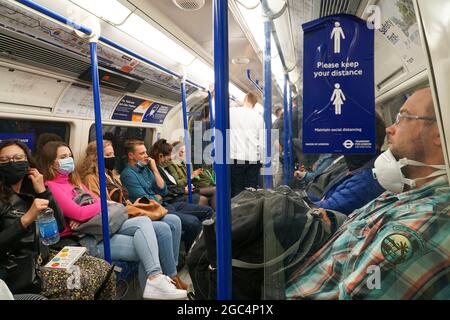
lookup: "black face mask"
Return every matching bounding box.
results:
[0,161,29,185]
[104,157,116,171]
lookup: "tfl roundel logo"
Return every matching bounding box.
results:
[343,140,354,149]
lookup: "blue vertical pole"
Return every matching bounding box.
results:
[208,91,216,161]
[213,0,232,300]
[288,84,294,179]
[89,41,111,263]
[283,74,289,185]
[181,80,193,203]
[263,20,273,189]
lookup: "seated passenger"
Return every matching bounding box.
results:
[309,113,387,215]
[39,141,187,300]
[78,140,187,290]
[286,88,449,299]
[0,139,115,299]
[150,139,213,208]
[33,133,63,165]
[120,139,213,254]
[169,142,216,210]
[293,154,338,184]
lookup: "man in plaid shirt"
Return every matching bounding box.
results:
[286,88,449,299]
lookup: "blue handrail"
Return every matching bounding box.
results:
[213,0,232,300]
[180,80,193,203]
[246,69,263,93]
[89,41,111,263]
[288,85,294,179]
[208,91,216,162]
[15,0,206,91]
[263,20,273,189]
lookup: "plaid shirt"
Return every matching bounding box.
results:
[286,176,450,300]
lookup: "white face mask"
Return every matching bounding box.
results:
[372,149,447,193]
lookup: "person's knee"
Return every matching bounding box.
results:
[165,214,182,231]
[153,221,171,238]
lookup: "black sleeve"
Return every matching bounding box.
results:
[36,188,65,232]
[0,214,30,255]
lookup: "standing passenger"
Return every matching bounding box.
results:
[229,92,265,197]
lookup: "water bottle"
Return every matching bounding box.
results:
[37,207,60,246]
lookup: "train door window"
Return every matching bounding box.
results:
[0,118,69,156]
[88,124,154,173]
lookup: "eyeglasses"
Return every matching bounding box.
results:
[395,113,436,125]
[0,154,27,164]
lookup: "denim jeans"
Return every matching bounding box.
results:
[96,215,181,288]
[165,202,213,253]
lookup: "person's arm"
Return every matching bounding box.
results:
[149,158,165,190]
[46,182,100,222]
[120,169,154,202]
[340,208,449,299]
[315,171,384,215]
[0,199,48,254]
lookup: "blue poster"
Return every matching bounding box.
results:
[302,14,375,154]
[112,95,173,124]
[0,133,35,151]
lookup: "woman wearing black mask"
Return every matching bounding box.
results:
[0,139,116,299]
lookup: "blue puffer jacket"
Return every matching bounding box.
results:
[311,159,385,215]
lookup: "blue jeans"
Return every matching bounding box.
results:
[96,215,181,288]
[165,202,213,253]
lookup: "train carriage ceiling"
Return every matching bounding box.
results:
[0,0,428,109]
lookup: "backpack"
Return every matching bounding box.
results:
[186,186,347,300]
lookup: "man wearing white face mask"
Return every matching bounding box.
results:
[286,87,450,300]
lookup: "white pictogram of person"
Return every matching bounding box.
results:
[331,83,346,115]
[331,22,346,54]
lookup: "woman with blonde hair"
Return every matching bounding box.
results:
[39,141,186,299]
[78,140,187,291]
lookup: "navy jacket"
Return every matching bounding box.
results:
[311,159,385,215]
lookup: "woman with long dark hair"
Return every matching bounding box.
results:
[39,141,186,299]
[0,139,115,299]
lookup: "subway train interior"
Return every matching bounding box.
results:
[0,0,449,301]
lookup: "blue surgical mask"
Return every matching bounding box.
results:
[137,161,147,168]
[58,157,75,175]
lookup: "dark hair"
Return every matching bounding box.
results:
[0,139,38,203]
[375,112,386,151]
[150,139,173,163]
[38,141,82,187]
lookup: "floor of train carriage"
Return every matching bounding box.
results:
[116,260,193,300]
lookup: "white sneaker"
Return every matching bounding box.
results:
[143,275,187,300]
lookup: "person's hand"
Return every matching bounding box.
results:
[148,157,158,172]
[294,170,306,180]
[28,168,46,194]
[191,168,203,179]
[21,198,49,227]
[317,208,331,227]
[134,198,141,205]
[69,220,81,230]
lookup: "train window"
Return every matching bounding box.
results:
[88,124,154,173]
[0,118,69,154]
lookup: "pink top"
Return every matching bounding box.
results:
[46,173,101,237]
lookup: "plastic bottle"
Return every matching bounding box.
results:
[37,207,60,246]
